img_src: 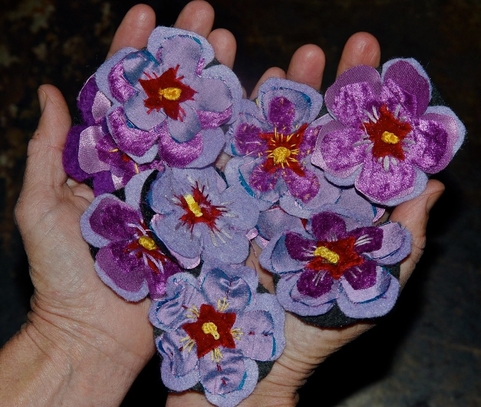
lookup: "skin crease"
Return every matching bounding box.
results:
[0,1,445,407]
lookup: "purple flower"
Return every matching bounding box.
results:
[80,172,182,301]
[259,211,411,319]
[63,76,164,195]
[225,78,327,210]
[311,58,466,206]
[95,26,242,164]
[149,262,285,407]
[148,167,260,269]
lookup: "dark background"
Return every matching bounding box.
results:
[1,1,480,406]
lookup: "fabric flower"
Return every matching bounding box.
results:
[311,58,466,206]
[149,261,285,407]
[80,172,182,301]
[95,26,242,165]
[63,76,163,195]
[225,77,327,211]
[148,167,260,269]
[260,211,411,320]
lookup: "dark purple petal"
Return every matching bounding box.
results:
[89,197,140,240]
[268,96,296,130]
[342,260,377,290]
[310,212,347,241]
[297,269,334,298]
[283,167,320,203]
[284,233,315,262]
[350,226,383,254]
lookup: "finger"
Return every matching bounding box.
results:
[336,32,381,76]
[250,67,286,100]
[207,28,237,69]
[174,0,215,37]
[107,4,156,58]
[286,44,325,91]
[390,179,445,286]
[23,85,71,193]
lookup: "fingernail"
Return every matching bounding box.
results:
[37,88,47,113]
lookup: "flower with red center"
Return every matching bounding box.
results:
[80,188,182,301]
[225,77,328,212]
[139,65,196,120]
[93,26,241,163]
[148,167,260,268]
[149,262,285,407]
[259,211,412,321]
[312,58,466,206]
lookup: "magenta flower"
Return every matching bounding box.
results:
[311,58,466,206]
[260,211,411,321]
[80,173,182,301]
[225,78,327,210]
[149,262,285,407]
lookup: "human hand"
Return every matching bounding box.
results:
[164,32,445,407]
[11,2,236,406]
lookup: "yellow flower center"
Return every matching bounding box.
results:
[202,322,220,340]
[271,146,292,165]
[138,236,157,251]
[313,246,340,264]
[381,131,400,144]
[184,194,203,217]
[158,87,182,101]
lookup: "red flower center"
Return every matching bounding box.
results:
[176,183,226,232]
[363,105,412,160]
[307,235,364,279]
[124,224,168,273]
[138,65,196,120]
[260,124,308,176]
[182,304,236,358]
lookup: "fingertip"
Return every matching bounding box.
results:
[207,28,237,68]
[108,4,156,58]
[174,0,215,37]
[287,44,325,91]
[36,84,71,133]
[337,32,381,76]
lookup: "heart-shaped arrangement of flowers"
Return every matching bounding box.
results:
[63,26,465,407]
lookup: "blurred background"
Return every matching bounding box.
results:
[1,0,480,406]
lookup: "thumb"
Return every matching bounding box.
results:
[15,85,71,232]
[24,84,71,195]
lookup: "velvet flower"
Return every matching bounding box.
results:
[225,78,327,211]
[311,58,466,206]
[95,26,242,165]
[148,167,260,269]
[260,211,411,320]
[149,262,285,407]
[63,76,163,195]
[80,172,182,301]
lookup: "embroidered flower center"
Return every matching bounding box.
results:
[261,124,308,176]
[138,236,157,251]
[177,183,226,231]
[363,105,412,161]
[124,225,167,273]
[182,304,237,359]
[307,235,364,279]
[313,246,340,264]
[139,65,196,120]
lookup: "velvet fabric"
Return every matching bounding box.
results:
[311,58,466,206]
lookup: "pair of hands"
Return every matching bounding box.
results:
[12,1,444,406]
